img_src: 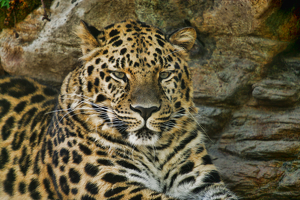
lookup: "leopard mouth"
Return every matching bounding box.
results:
[135,127,156,139]
[127,126,160,145]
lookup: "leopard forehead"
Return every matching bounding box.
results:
[85,20,184,72]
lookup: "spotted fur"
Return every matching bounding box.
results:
[0,20,237,200]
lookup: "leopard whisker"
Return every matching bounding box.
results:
[61,93,94,101]
[163,49,185,57]
[186,107,212,142]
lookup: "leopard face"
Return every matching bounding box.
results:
[60,19,197,146]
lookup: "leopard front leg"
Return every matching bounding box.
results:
[83,175,178,200]
[43,143,178,199]
[163,143,238,200]
[49,164,178,200]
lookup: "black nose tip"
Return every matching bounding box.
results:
[130,105,159,121]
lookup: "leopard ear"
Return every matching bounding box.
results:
[76,20,106,55]
[169,27,197,52]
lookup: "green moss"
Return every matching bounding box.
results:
[0,0,53,32]
[266,9,291,36]
[0,0,10,8]
[265,1,300,39]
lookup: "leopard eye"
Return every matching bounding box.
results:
[159,71,171,79]
[112,71,126,79]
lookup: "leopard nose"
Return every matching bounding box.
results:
[130,105,159,121]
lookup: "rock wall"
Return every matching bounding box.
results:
[0,0,299,199]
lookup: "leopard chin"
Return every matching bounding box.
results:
[127,127,160,146]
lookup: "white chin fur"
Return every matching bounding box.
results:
[128,133,159,146]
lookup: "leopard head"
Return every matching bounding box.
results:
[59,19,197,146]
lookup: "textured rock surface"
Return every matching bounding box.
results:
[252,80,300,106]
[0,0,300,199]
[212,106,300,199]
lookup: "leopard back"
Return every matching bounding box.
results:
[0,77,57,199]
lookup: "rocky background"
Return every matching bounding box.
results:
[0,0,300,199]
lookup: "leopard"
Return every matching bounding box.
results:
[0,19,238,200]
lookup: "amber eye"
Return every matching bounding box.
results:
[159,71,171,79]
[112,71,126,79]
